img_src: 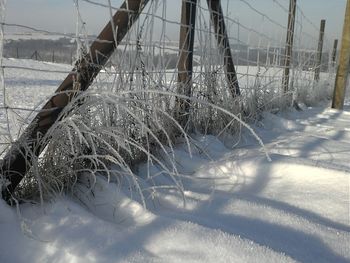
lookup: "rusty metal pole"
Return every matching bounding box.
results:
[206,0,240,97]
[332,0,350,109]
[176,0,198,128]
[314,19,326,81]
[282,0,297,93]
[332,39,338,66]
[1,0,150,202]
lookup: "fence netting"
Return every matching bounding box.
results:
[0,0,336,202]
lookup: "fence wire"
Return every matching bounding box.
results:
[0,0,337,166]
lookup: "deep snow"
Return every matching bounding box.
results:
[0,59,349,262]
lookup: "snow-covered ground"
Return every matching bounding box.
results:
[0,59,349,262]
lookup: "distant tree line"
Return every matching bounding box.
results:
[3,38,330,71]
[3,38,76,64]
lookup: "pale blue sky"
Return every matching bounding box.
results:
[4,0,347,47]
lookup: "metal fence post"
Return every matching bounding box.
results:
[176,0,198,128]
[206,0,240,97]
[332,39,338,66]
[314,19,326,81]
[282,0,297,93]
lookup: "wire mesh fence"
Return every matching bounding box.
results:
[0,0,337,202]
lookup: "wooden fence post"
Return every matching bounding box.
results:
[332,0,350,109]
[176,0,198,128]
[0,0,150,203]
[206,0,240,97]
[282,0,297,93]
[314,19,326,81]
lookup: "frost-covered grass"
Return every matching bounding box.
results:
[0,58,333,201]
[0,101,349,262]
[0,57,347,262]
[0,0,346,258]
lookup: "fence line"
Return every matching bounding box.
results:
[0,0,338,202]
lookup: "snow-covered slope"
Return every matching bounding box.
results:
[0,103,349,263]
[0,59,349,262]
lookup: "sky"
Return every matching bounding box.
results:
[3,0,347,48]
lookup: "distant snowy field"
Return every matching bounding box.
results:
[0,59,349,263]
